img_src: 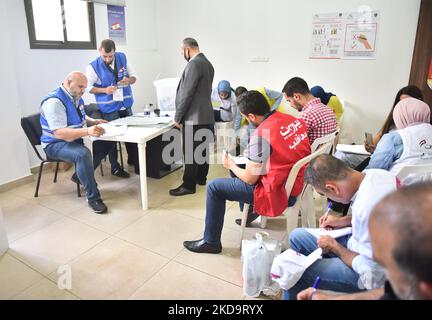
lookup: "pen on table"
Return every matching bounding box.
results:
[322,203,332,223]
[309,276,321,300]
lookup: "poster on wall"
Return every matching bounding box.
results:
[310,10,380,60]
[107,5,126,44]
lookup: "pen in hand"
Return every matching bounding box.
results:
[309,276,321,300]
[322,203,332,223]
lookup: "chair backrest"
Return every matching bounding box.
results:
[397,164,432,182]
[284,142,332,196]
[310,130,338,153]
[21,113,44,160]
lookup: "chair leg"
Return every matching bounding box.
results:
[100,159,104,176]
[34,162,45,197]
[239,204,250,247]
[260,216,268,228]
[285,202,302,248]
[118,142,124,170]
[53,162,60,183]
[74,164,81,197]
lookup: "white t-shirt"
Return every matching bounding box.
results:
[347,169,398,258]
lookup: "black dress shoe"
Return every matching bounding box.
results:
[196,180,206,186]
[235,212,260,227]
[183,238,222,254]
[169,185,196,196]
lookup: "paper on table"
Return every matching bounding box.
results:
[305,227,352,239]
[97,123,127,138]
[336,144,371,155]
[222,151,249,165]
[111,116,173,126]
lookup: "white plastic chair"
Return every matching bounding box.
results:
[239,143,332,247]
[396,163,432,185]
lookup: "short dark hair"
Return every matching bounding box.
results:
[371,183,432,284]
[237,90,270,116]
[182,37,199,48]
[282,77,310,97]
[100,39,116,53]
[304,154,351,189]
[235,86,247,98]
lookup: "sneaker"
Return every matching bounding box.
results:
[88,199,108,214]
[111,168,130,178]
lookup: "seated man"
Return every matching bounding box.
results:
[40,71,116,214]
[183,90,311,254]
[282,77,337,145]
[283,155,398,299]
[297,183,432,300]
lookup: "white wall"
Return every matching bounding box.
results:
[2,0,160,172]
[155,0,421,143]
[0,0,421,186]
[0,0,31,186]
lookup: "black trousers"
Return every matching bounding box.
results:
[182,124,215,189]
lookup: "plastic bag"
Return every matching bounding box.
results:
[241,232,281,297]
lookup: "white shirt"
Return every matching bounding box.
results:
[347,169,398,258]
[85,55,137,91]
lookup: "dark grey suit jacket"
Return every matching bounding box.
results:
[174,53,215,125]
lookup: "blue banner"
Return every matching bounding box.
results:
[107,5,126,43]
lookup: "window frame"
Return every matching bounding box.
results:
[24,0,97,50]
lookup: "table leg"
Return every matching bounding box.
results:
[137,142,148,210]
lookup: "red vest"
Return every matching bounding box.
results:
[253,112,311,217]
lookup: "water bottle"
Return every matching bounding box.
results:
[143,104,151,117]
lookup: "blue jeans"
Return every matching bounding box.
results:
[44,139,114,201]
[203,177,296,245]
[102,108,138,169]
[282,229,363,300]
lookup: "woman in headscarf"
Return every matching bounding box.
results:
[310,85,344,124]
[366,97,432,183]
[211,80,238,122]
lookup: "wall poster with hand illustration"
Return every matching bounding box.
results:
[310,10,380,60]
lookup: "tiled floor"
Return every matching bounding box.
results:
[0,157,321,300]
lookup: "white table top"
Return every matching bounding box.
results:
[93,117,176,144]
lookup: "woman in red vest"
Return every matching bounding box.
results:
[183,90,311,254]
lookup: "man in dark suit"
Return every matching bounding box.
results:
[169,38,215,196]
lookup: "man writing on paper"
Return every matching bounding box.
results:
[182,91,311,254]
[40,71,115,214]
[282,155,398,299]
[86,39,138,176]
[297,183,432,300]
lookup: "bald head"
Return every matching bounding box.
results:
[369,183,432,299]
[63,71,87,99]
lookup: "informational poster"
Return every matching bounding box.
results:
[310,10,380,60]
[107,5,126,43]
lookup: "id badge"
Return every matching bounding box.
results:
[113,88,124,101]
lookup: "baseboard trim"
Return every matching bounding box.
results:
[0,174,34,193]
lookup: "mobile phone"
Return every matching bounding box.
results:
[365,132,373,145]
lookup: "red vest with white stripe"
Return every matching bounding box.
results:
[253,112,311,217]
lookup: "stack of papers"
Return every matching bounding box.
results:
[336,144,371,155]
[305,227,352,239]
[97,123,127,138]
[110,116,173,126]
